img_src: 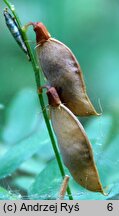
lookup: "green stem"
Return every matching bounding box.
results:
[23,36,73,200]
[3,0,73,200]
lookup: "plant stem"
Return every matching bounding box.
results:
[22,34,73,200]
[3,0,73,200]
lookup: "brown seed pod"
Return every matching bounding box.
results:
[47,87,104,193]
[32,22,99,116]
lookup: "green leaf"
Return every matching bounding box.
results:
[85,115,113,159]
[0,119,50,179]
[85,115,112,144]
[19,158,46,175]
[0,104,4,110]
[29,159,62,200]
[0,87,56,179]
[0,186,21,200]
[97,134,119,187]
[107,188,119,200]
[12,176,34,192]
[2,88,40,144]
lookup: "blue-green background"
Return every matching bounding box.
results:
[0,0,119,200]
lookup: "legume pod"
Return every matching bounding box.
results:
[47,87,104,194]
[33,22,99,116]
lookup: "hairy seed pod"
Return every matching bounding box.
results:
[3,8,30,60]
[47,87,104,193]
[33,22,99,116]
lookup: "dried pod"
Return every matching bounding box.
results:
[47,87,104,193]
[32,22,99,116]
[3,8,30,60]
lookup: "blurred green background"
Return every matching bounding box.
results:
[0,0,119,200]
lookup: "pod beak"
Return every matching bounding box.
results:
[33,22,51,44]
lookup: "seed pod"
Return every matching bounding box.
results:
[3,8,30,60]
[32,22,99,116]
[47,87,104,193]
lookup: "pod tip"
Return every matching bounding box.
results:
[33,22,51,44]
